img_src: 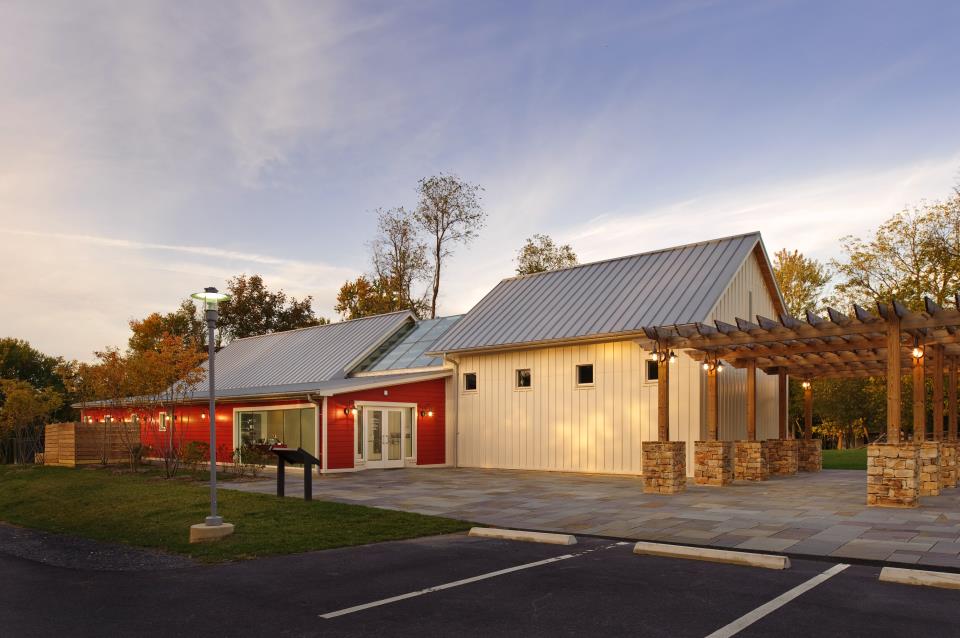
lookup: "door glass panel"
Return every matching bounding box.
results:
[404,408,413,458]
[368,410,383,461]
[388,411,402,461]
[266,410,284,445]
[299,408,316,457]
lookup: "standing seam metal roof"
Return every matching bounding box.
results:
[206,311,414,391]
[429,232,770,353]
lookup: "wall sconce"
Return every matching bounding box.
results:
[701,360,723,373]
[668,350,677,364]
[420,409,434,417]
[911,337,924,360]
[801,381,811,390]
[648,349,659,362]
[344,406,359,416]
[201,412,207,420]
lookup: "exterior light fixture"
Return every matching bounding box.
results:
[420,409,435,417]
[201,412,207,420]
[344,406,359,416]
[702,359,723,373]
[668,351,677,364]
[648,349,659,362]
[702,362,710,371]
[189,285,233,542]
[801,381,811,390]
[911,337,924,360]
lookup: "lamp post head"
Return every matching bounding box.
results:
[191,287,231,312]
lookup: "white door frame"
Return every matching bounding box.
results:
[355,400,418,469]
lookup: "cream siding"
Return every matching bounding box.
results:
[455,245,783,477]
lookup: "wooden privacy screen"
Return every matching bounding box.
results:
[44,422,139,467]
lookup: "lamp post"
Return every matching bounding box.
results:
[188,286,234,543]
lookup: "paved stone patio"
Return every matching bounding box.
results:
[224,467,960,567]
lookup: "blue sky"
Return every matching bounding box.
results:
[1,0,959,360]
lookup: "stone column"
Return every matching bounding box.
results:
[920,441,941,497]
[868,443,921,507]
[642,441,686,494]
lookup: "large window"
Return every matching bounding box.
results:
[236,407,316,458]
[516,369,532,389]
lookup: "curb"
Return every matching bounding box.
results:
[469,527,578,545]
[880,566,960,590]
[634,541,790,570]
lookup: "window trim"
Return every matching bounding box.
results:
[462,372,478,393]
[575,363,595,388]
[515,368,533,391]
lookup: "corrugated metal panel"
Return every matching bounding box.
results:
[357,315,462,372]
[431,233,761,354]
[205,311,414,392]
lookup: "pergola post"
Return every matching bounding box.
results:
[798,381,821,472]
[803,383,813,439]
[642,343,685,494]
[913,347,926,442]
[944,355,959,489]
[768,368,797,475]
[657,346,670,442]
[886,312,902,444]
[932,345,944,441]
[707,364,718,442]
[746,359,757,441]
[778,369,787,439]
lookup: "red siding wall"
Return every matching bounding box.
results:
[326,378,447,469]
[79,377,447,470]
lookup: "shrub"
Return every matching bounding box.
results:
[182,441,210,472]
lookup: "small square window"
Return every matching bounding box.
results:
[576,364,594,386]
[516,368,532,389]
[646,360,659,382]
[463,372,478,392]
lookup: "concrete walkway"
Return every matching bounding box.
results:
[223,467,960,568]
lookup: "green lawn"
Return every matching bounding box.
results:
[0,465,469,562]
[821,447,867,470]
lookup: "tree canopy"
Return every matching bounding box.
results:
[772,249,830,316]
[216,274,328,343]
[128,299,206,353]
[515,234,578,275]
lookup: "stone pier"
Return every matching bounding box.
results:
[797,439,822,472]
[694,441,733,486]
[734,441,769,481]
[642,441,686,494]
[867,443,921,508]
[766,439,798,476]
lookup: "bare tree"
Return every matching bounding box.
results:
[370,207,429,317]
[414,174,486,318]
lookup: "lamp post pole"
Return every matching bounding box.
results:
[205,304,221,526]
[189,286,233,542]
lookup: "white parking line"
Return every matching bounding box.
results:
[704,563,850,638]
[319,554,576,619]
[319,541,624,619]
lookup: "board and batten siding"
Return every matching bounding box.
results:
[456,340,701,475]
[706,248,780,442]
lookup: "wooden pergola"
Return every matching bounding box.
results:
[642,296,960,446]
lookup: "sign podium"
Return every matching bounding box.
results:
[270,447,322,501]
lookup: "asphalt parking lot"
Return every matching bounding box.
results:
[2,532,958,637]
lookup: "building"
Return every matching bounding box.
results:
[80,231,786,478]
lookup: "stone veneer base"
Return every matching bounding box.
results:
[694,441,733,486]
[867,443,921,508]
[797,439,822,472]
[919,441,941,497]
[766,439,799,476]
[642,441,687,494]
[734,441,769,481]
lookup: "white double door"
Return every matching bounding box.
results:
[364,407,406,469]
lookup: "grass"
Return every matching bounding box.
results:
[821,447,867,470]
[0,465,470,563]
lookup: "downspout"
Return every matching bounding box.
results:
[445,354,460,468]
[306,393,326,476]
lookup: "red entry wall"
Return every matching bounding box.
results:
[79,377,447,469]
[325,378,447,470]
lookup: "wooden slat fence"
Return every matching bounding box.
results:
[43,422,139,467]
